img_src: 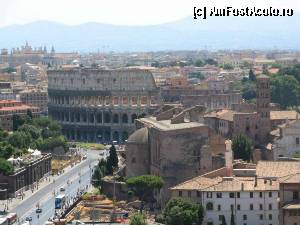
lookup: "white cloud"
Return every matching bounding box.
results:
[0,0,299,27]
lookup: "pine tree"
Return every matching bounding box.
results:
[249,69,256,81]
[109,144,118,169]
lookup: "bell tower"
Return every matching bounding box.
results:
[256,75,271,144]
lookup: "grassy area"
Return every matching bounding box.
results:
[74,142,105,150]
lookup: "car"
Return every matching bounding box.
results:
[25,217,32,222]
[60,187,65,192]
[36,208,42,213]
[82,155,87,160]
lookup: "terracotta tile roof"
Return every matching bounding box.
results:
[170,176,222,190]
[279,173,300,184]
[202,177,279,192]
[256,161,300,178]
[270,111,299,120]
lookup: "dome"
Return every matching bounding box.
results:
[127,127,148,144]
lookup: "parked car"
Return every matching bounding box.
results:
[25,217,32,222]
[60,187,65,192]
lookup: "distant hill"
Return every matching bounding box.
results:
[0,14,299,52]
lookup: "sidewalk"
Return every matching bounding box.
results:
[1,158,84,212]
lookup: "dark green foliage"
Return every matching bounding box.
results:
[19,124,41,140]
[194,60,204,67]
[12,115,26,131]
[188,72,205,80]
[92,159,107,186]
[249,69,256,81]
[106,144,118,175]
[129,213,147,225]
[163,198,204,225]
[0,142,16,159]
[205,58,218,66]
[270,74,300,108]
[8,131,32,149]
[221,63,234,70]
[2,67,16,73]
[232,134,253,162]
[0,158,14,175]
[126,175,164,202]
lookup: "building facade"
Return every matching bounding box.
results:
[19,89,48,113]
[0,100,41,131]
[48,68,159,143]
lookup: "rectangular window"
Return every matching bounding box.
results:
[216,192,222,198]
[269,204,272,210]
[259,214,263,220]
[237,204,241,210]
[250,192,254,198]
[178,191,182,197]
[269,214,272,220]
[218,205,221,211]
[293,191,299,200]
[260,204,263,210]
[243,215,247,220]
[237,192,240,198]
[269,192,272,197]
[259,192,263,198]
[188,191,191,198]
[219,215,224,221]
[231,205,234,211]
[296,137,300,145]
[250,204,254,210]
[229,192,235,198]
[197,191,201,198]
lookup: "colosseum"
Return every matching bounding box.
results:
[47,68,159,143]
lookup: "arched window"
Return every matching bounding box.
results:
[206,202,213,211]
[104,112,111,123]
[89,114,94,123]
[122,131,128,142]
[122,114,128,124]
[96,113,102,123]
[131,114,137,123]
[113,114,119,124]
[113,131,119,142]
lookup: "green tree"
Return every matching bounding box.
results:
[19,124,41,140]
[92,159,107,186]
[12,115,26,131]
[221,63,234,70]
[126,175,164,203]
[129,213,147,225]
[8,131,32,149]
[0,158,14,175]
[105,144,118,175]
[232,135,253,162]
[163,198,204,225]
[194,60,204,67]
[0,143,16,159]
[270,74,300,108]
[249,69,256,81]
[205,58,218,66]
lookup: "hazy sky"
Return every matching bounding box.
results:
[0,0,299,27]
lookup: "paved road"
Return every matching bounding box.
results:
[12,150,102,225]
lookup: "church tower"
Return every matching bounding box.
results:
[256,75,271,144]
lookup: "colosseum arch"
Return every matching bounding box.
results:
[96,130,103,142]
[131,114,137,123]
[122,131,128,142]
[89,113,94,123]
[96,112,102,123]
[104,130,111,142]
[122,114,128,124]
[113,114,119,124]
[104,112,111,123]
[75,112,80,122]
[113,131,119,142]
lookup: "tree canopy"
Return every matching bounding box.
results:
[129,213,147,225]
[232,134,253,162]
[0,158,14,175]
[126,175,164,202]
[163,198,204,225]
[106,144,118,175]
